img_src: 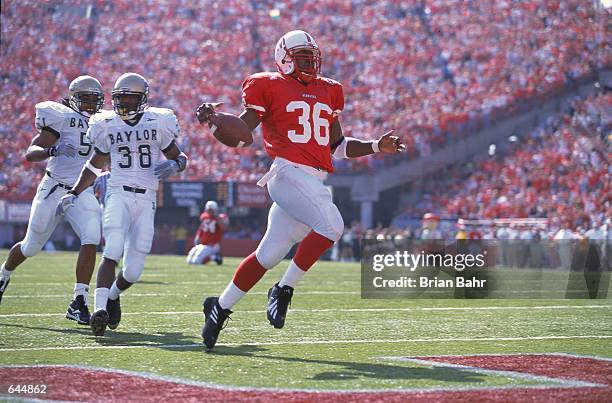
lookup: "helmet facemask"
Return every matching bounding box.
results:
[70,91,104,117]
[112,91,147,120]
[286,47,321,83]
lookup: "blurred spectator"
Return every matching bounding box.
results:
[1,0,610,198]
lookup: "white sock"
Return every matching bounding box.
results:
[73,283,89,304]
[94,287,110,312]
[218,282,245,311]
[1,263,12,280]
[108,281,123,301]
[279,260,307,288]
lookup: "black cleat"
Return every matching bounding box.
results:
[66,295,91,325]
[213,254,223,266]
[107,297,121,330]
[0,277,9,305]
[90,309,109,336]
[267,283,294,329]
[201,297,231,349]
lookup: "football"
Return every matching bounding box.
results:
[209,112,253,148]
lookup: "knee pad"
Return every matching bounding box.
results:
[79,219,101,246]
[122,249,146,283]
[321,205,344,242]
[19,239,44,258]
[103,231,124,262]
[256,237,295,270]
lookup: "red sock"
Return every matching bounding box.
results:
[293,231,334,272]
[232,252,267,292]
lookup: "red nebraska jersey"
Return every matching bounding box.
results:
[196,212,224,245]
[242,72,344,172]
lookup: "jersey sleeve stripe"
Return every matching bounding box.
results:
[245,104,266,113]
[161,139,176,154]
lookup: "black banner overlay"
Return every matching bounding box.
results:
[361,238,611,299]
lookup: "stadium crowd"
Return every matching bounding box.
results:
[1,0,609,199]
[394,90,611,238]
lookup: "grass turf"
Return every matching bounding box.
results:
[0,250,610,391]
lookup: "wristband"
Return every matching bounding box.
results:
[174,153,187,172]
[85,160,103,177]
[371,140,380,153]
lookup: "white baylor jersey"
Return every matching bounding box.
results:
[35,101,94,185]
[87,107,179,191]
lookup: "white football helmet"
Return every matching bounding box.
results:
[68,75,104,117]
[112,72,149,120]
[274,30,321,83]
[205,200,219,214]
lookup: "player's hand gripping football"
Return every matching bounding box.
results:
[377,130,405,153]
[56,192,77,216]
[196,101,223,125]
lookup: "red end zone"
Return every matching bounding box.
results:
[1,354,610,402]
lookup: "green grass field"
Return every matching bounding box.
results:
[0,250,611,399]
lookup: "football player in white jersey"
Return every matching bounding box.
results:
[0,76,104,325]
[57,72,188,336]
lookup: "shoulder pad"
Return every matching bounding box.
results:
[35,101,73,130]
[247,71,278,81]
[317,76,342,87]
[89,109,117,126]
[146,107,175,118]
[35,101,73,116]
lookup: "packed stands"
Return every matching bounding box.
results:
[1,0,610,198]
[393,91,611,236]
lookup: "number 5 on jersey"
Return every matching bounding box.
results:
[286,101,333,146]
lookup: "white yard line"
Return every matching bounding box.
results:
[2,291,359,299]
[1,335,611,352]
[0,304,609,318]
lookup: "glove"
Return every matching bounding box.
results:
[93,172,109,199]
[49,143,77,158]
[196,101,223,125]
[154,160,180,180]
[56,192,78,216]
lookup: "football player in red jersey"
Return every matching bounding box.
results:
[186,201,227,265]
[196,30,404,349]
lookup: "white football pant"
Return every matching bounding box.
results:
[186,243,221,265]
[102,186,156,283]
[20,174,101,257]
[255,157,344,270]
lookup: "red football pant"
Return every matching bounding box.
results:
[293,231,334,271]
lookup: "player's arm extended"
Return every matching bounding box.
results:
[71,151,109,195]
[25,128,61,162]
[329,119,405,158]
[197,102,262,133]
